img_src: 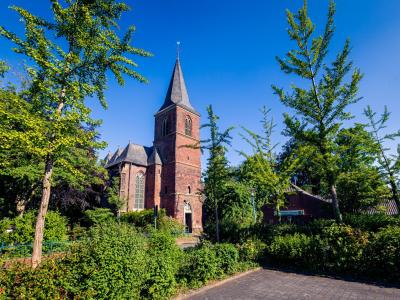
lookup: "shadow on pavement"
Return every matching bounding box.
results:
[259,262,400,289]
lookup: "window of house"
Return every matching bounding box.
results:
[185,116,192,136]
[134,173,145,209]
[162,118,169,136]
[188,186,191,194]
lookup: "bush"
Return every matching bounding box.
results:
[142,231,183,299]
[157,216,185,236]
[267,223,368,273]
[179,242,219,288]
[213,243,240,275]
[316,224,368,272]
[0,257,76,299]
[83,208,114,226]
[362,226,400,281]
[68,223,149,299]
[268,233,313,266]
[343,213,400,232]
[304,219,336,235]
[258,223,301,243]
[0,210,68,245]
[120,209,165,227]
[237,238,266,262]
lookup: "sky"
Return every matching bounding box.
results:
[0,0,399,167]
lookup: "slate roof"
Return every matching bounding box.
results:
[105,144,162,168]
[148,147,162,165]
[365,199,399,215]
[105,147,123,167]
[158,58,199,115]
[288,184,331,203]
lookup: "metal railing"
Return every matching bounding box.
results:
[0,241,72,258]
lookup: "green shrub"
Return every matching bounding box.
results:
[362,226,400,281]
[83,208,114,226]
[0,257,76,299]
[304,219,336,235]
[317,224,368,272]
[343,213,400,232]
[0,210,68,245]
[259,223,301,243]
[213,243,240,275]
[237,238,266,262]
[157,215,185,236]
[179,242,219,288]
[120,209,166,227]
[142,231,183,299]
[267,224,369,273]
[68,223,149,299]
[268,233,313,266]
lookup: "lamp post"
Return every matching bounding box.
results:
[250,188,256,224]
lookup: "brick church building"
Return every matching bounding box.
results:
[104,57,203,233]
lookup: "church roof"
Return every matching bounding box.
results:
[157,58,199,115]
[105,143,162,168]
[103,152,112,165]
[148,147,163,165]
[106,147,123,167]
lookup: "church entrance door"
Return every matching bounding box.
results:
[184,202,192,233]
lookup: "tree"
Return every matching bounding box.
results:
[0,0,150,267]
[0,88,45,217]
[364,105,400,211]
[239,107,297,217]
[334,124,389,212]
[272,0,362,222]
[105,175,125,216]
[201,105,234,243]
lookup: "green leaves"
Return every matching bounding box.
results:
[273,0,363,220]
[364,105,400,210]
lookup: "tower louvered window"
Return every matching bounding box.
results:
[185,116,192,136]
[162,118,169,136]
[135,173,145,209]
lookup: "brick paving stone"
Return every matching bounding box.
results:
[188,269,400,300]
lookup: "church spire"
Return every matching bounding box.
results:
[157,49,198,114]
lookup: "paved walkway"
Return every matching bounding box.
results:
[188,268,400,300]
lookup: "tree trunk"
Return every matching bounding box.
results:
[214,192,219,243]
[330,184,342,223]
[31,156,53,269]
[214,198,220,243]
[389,177,400,213]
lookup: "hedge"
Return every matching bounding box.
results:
[0,223,252,299]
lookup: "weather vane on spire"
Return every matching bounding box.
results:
[176,41,181,59]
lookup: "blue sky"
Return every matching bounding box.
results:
[1,0,399,167]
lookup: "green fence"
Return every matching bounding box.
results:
[0,241,73,258]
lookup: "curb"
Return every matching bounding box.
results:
[174,267,262,299]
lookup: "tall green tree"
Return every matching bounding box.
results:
[0,88,45,217]
[201,105,234,243]
[239,107,297,217]
[272,0,362,222]
[334,124,389,213]
[0,0,150,267]
[364,105,400,211]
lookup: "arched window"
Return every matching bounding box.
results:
[188,186,191,194]
[185,116,192,136]
[134,173,145,209]
[162,118,169,137]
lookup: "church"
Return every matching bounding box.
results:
[104,57,203,233]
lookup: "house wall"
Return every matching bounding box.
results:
[263,192,333,224]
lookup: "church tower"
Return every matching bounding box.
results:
[153,57,202,233]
